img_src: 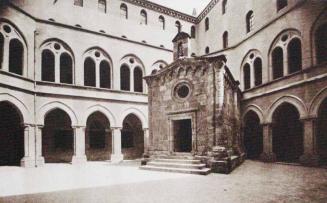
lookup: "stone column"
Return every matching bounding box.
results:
[95,61,100,88]
[72,126,87,164]
[20,125,36,168]
[283,50,288,76]
[111,127,124,163]
[35,125,45,166]
[143,128,149,154]
[54,55,60,83]
[130,67,134,92]
[260,123,276,162]
[300,117,319,166]
[250,65,255,88]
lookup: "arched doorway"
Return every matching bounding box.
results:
[243,111,263,159]
[86,112,111,161]
[121,114,144,159]
[0,102,24,166]
[317,98,327,164]
[272,103,303,162]
[42,109,73,163]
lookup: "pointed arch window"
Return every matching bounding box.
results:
[175,21,181,33]
[287,38,302,74]
[315,23,327,64]
[84,57,96,87]
[159,16,165,30]
[140,10,147,25]
[246,11,254,33]
[254,58,262,86]
[100,60,111,89]
[243,63,251,90]
[272,47,284,79]
[60,53,73,84]
[9,39,24,75]
[223,31,228,49]
[42,50,55,82]
[120,4,128,19]
[98,0,107,13]
[134,67,143,93]
[0,33,3,69]
[120,65,130,91]
[191,26,196,38]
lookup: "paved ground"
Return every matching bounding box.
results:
[0,160,327,203]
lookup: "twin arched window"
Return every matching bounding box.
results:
[120,57,144,93]
[41,41,73,84]
[242,51,263,90]
[246,11,254,33]
[140,10,147,25]
[83,49,111,89]
[159,16,165,30]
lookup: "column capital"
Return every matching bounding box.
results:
[300,116,317,122]
[111,127,122,131]
[72,125,86,129]
[36,124,44,129]
[262,122,272,127]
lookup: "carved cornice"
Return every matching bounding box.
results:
[122,0,197,23]
[197,0,220,22]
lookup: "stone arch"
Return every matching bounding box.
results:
[119,108,147,129]
[40,38,75,60]
[242,104,264,125]
[120,54,145,73]
[309,87,327,117]
[83,104,117,127]
[37,101,78,126]
[83,46,113,66]
[266,95,307,123]
[0,93,30,124]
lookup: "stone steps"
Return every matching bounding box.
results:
[140,156,211,175]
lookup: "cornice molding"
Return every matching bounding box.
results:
[197,0,220,22]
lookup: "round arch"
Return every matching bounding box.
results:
[0,93,30,124]
[83,104,117,127]
[119,108,148,129]
[242,104,264,125]
[309,87,327,118]
[37,101,78,126]
[266,95,307,123]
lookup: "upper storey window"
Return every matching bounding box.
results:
[315,23,327,64]
[205,17,209,31]
[205,47,210,54]
[140,10,147,25]
[98,0,107,13]
[223,31,228,49]
[159,16,165,30]
[222,0,227,14]
[246,11,254,33]
[175,21,181,33]
[120,4,128,19]
[191,26,196,38]
[74,0,83,7]
[277,0,288,12]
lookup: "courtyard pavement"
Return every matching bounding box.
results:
[0,160,326,203]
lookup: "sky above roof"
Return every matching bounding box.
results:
[149,0,212,16]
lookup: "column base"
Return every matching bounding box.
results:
[72,155,87,165]
[260,152,276,162]
[36,156,45,167]
[20,156,35,168]
[300,154,320,166]
[111,154,124,163]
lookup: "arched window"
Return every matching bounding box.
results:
[246,11,254,33]
[74,0,83,6]
[134,67,143,93]
[159,16,165,30]
[277,0,288,11]
[98,0,106,13]
[175,21,181,33]
[60,53,73,84]
[287,38,302,74]
[0,33,3,68]
[272,47,284,79]
[41,50,55,82]
[243,63,251,90]
[223,31,228,49]
[177,42,184,57]
[205,17,209,31]
[205,47,210,54]
[315,23,327,64]
[100,60,111,89]
[140,10,147,25]
[222,0,227,14]
[120,3,128,19]
[191,26,196,38]
[254,58,262,86]
[120,65,130,91]
[9,39,23,75]
[84,57,96,87]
